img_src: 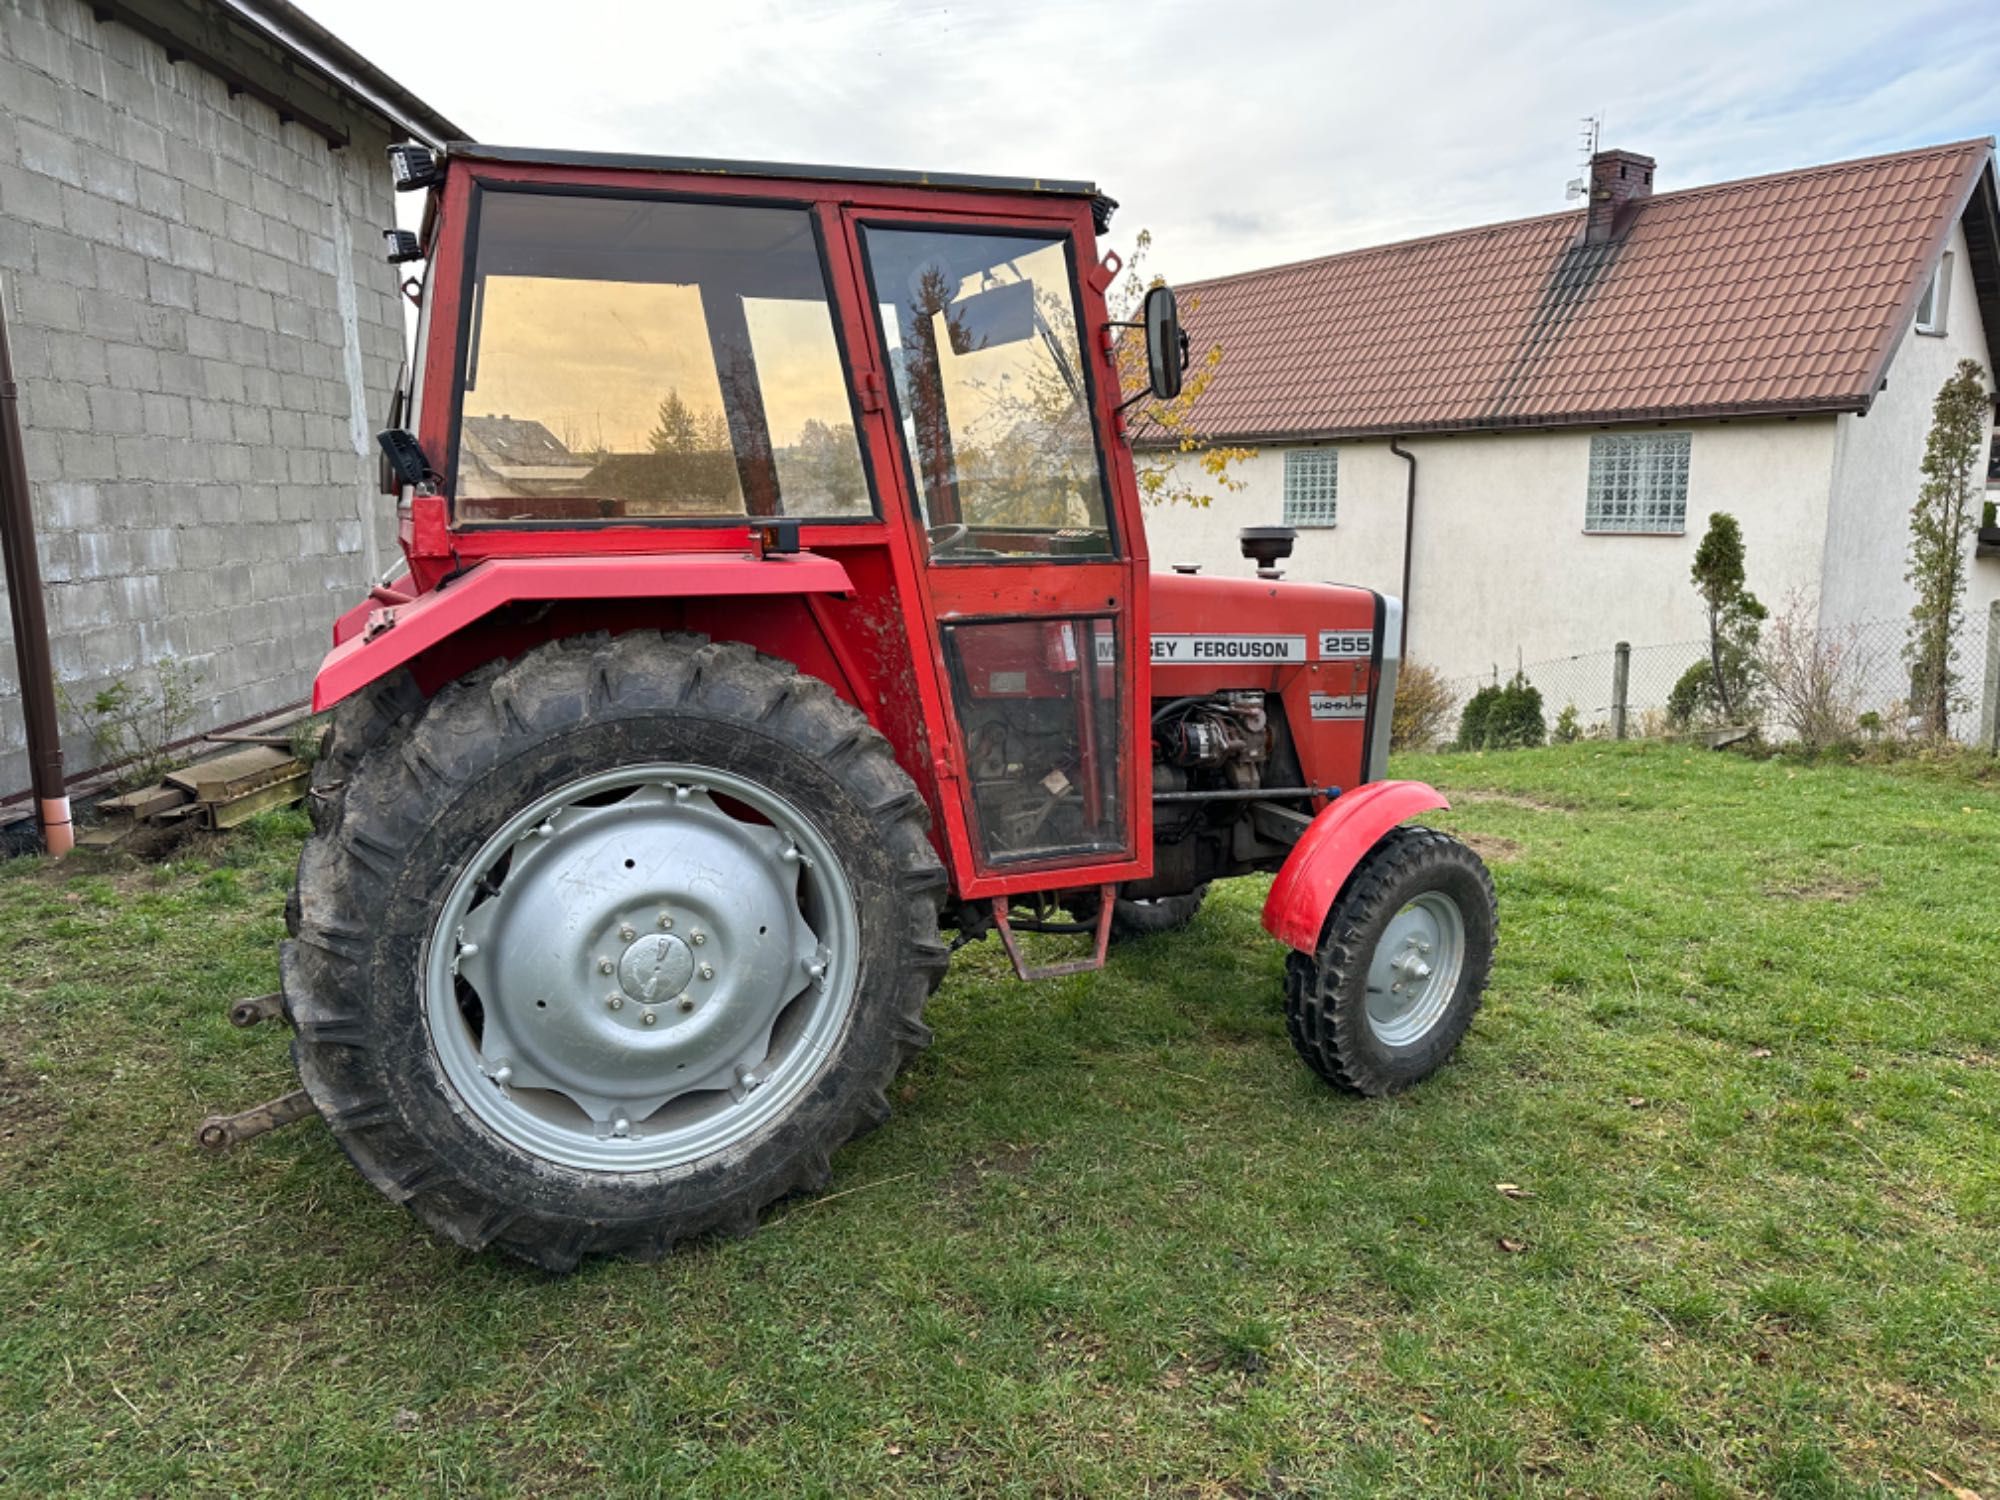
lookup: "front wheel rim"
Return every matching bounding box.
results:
[1363,890,1466,1048]
[423,763,861,1173]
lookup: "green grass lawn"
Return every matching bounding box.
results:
[2,743,1997,1496]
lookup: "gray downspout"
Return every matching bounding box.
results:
[0,278,72,853]
[1389,437,1417,658]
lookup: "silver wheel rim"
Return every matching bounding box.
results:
[423,763,860,1173]
[1364,891,1466,1048]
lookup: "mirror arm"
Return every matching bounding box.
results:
[1103,320,1152,411]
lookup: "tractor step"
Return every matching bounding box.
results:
[991,885,1116,981]
[195,1089,317,1151]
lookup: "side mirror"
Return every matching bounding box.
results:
[1144,284,1187,401]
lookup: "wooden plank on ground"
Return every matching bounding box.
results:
[76,822,145,850]
[207,764,310,828]
[99,783,192,821]
[165,745,294,802]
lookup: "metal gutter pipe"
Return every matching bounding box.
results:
[0,279,72,854]
[1389,437,1417,659]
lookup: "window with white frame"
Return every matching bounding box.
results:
[1283,448,1338,527]
[1914,253,1952,335]
[1585,432,1691,533]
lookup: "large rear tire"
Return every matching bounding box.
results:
[283,632,948,1270]
[1283,828,1494,1096]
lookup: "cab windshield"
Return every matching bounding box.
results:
[861,227,1113,563]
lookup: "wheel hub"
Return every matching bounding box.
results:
[427,764,859,1172]
[1363,892,1466,1048]
[618,932,695,1005]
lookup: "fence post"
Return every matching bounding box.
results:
[1981,601,2000,753]
[1611,641,1631,740]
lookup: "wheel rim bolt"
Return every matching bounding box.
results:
[691,931,706,946]
[620,925,636,942]
[679,996,695,1013]
[607,995,623,1011]
[642,1010,657,1026]
[598,958,614,975]
[698,964,714,981]
[658,914,673,930]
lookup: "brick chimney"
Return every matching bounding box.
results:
[1585,148,1655,243]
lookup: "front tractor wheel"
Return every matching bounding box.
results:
[1283,828,1495,1096]
[283,632,947,1270]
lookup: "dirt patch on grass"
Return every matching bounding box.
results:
[1763,871,1881,903]
[941,1143,1046,1225]
[0,1025,59,1159]
[1461,832,1524,864]
[944,1142,1043,1199]
[1452,790,1574,814]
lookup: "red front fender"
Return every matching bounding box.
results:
[1261,781,1451,953]
[313,551,853,713]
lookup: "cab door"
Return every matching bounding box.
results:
[835,209,1151,897]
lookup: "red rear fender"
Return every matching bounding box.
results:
[1261,780,1450,953]
[313,552,853,712]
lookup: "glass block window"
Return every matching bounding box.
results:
[1585,432,1690,533]
[1283,448,1338,527]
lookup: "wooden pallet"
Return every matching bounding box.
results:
[81,744,310,844]
[165,745,310,828]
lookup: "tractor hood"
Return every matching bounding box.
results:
[1145,570,1381,675]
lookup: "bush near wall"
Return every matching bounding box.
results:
[1391,661,1456,750]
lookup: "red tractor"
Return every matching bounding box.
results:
[265,142,1495,1269]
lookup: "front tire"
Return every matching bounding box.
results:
[1283,828,1495,1096]
[283,632,948,1270]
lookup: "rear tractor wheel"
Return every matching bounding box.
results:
[1283,828,1495,1096]
[283,632,947,1270]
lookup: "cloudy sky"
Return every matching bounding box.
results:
[303,0,1996,285]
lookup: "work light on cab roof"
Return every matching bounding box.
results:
[199,140,1498,1271]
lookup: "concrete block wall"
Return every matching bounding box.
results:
[0,0,405,804]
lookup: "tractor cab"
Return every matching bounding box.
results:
[367,143,1162,906]
[235,143,1497,1270]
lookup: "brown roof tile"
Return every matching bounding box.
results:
[1165,139,1995,442]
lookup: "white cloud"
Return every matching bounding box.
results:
[309,0,1997,281]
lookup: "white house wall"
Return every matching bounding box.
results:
[1141,419,1840,690]
[1822,221,1998,739]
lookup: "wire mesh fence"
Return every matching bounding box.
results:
[1428,611,1997,749]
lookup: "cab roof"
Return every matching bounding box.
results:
[446,142,1102,202]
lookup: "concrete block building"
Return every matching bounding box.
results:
[1144,141,2000,742]
[0,0,460,815]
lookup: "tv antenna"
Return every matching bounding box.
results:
[1565,114,1602,201]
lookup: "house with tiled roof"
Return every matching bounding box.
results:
[1144,139,2000,741]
